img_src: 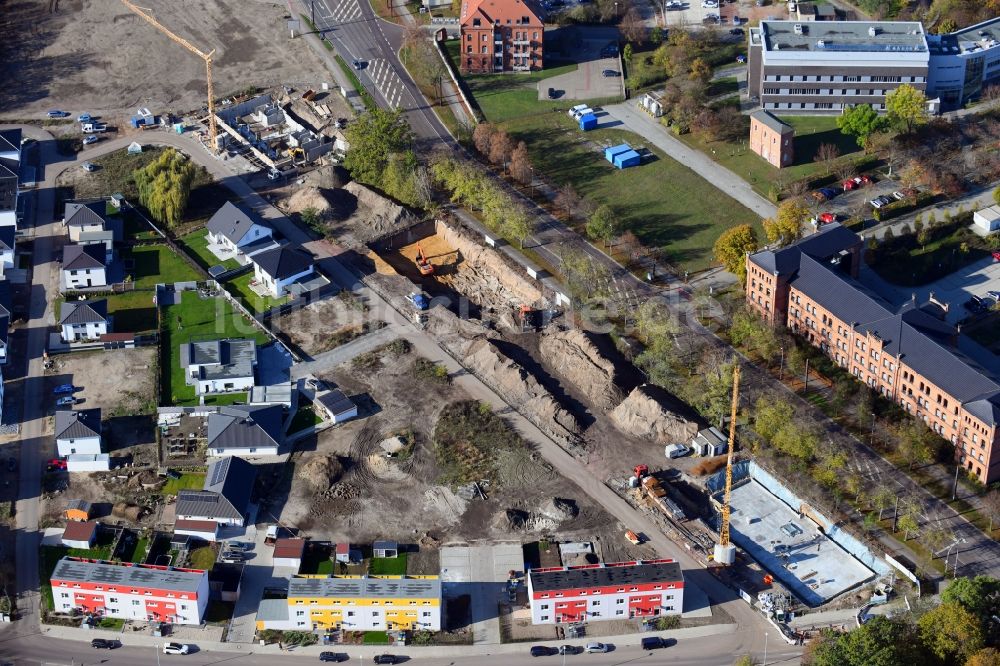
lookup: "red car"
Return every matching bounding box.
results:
[819,212,837,224]
[46,458,67,471]
[842,179,857,191]
[853,174,873,186]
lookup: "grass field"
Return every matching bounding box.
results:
[179,228,240,271]
[677,115,864,196]
[160,291,268,405]
[161,472,205,495]
[123,244,202,288]
[446,41,760,272]
[224,272,289,314]
[502,112,763,270]
[188,546,217,570]
[288,404,323,434]
[368,552,407,575]
[106,290,157,333]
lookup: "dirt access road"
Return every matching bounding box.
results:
[0,1,331,118]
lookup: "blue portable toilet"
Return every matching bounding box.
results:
[578,113,598,131]
[604,143,631,163]
[613,150,641,169]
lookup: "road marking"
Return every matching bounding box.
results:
[367,58,410,109]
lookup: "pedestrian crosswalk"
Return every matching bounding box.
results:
[367,58,407,109]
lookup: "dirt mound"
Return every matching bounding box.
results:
[465,338,580,447]
[341,181,419,243]
[491,508,559,533]
[284,185,332,216]
[366,453,409,480]
[300,455,344,491]
[610,385,698,444]
[304,164,351,189]
[539,497,579,521]
[539,330,623,411]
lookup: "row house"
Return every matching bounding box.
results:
[747,224,1000,483]
[527,559,684,625]
[50,557,209,624]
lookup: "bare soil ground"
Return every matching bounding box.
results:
[0,1,333,118]
[269,291,384,357]
[274,341,626,558]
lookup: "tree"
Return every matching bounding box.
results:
[813,142,841,173]
[729,309,778,363]
[896,421,935,470]
[620,8,645,43]
[994,186,1000,207]
[488,129,513,171]
[504,203,535,249]
[623,43,633,62]
[650,26,664,45]
[922,525,953,555]
[473,122,496,157]
[968,648,1000,666]
[617,230,644,267]
[871,484,894,521]
[509,141,533,186]
[586,204,618,247]
[918,602,984,664]
[763,199,809,245]
[886,84,928,134]
[837,104,887,148]
[733,656,758,666]
[344,108,414,188]
[754,395,794,443]
[808,615,924,666]
[713,225,759,285]
[897,512,919,541]
[132,148,197,228]
[941,575,1000,631]
[555,184,584,221]
[401,25,447,103]
[689,57,712,84]
[984,491,1000,533]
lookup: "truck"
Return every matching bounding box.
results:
[81,123,108,133]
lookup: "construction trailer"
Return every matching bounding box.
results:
[604,143,632,163]
[613,149,641,169]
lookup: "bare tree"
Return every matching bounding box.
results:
[620,7,646,44]
[813,142,841,175]
[984,489,1000,533]
[509,141,533,186]
[555,183,583,220]
[488,129,513,172]
[473,122,495,157]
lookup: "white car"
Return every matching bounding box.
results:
[163,643,190,655]
[82,135,99,146]
[701,0,718,7]
[585,642,609,654]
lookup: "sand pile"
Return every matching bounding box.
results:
[341,181,419,242]
[611,385,698,443]
[539,329,623,410]
[300,454,344,491]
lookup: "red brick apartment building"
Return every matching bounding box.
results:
[460,0,543,73]
[746,224,1000,483]
[527,559,684,625]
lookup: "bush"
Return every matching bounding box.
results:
[411,357,450,384]
[872,192,936,222]
[655,615,681,630]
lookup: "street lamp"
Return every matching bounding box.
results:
[763,632,769,666]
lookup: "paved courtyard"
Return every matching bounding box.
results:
[440,542,525,645]
[729,481,875,607]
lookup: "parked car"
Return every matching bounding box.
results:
[77,113,93,123]
[730,28,745,35]
[641,637,669,650]
[226,541,253,552]
[407,292,429,311]
[47,110,69,118]
[163,642,191,655]
[47,458,67,470]
[82,135,99,146]
[53,384,77,394]
[818,212,836,224]
[319,653,348,662]
[853,174,873,185]
[352,59,364,70]
[91,638,120,649]
[736,54,747,63]
[701,0,718,6]
[870,195,893,209]
[892,191,907,200]
[988,290,1000,301]
[82,162,97,172]
[373,656,399,665]
[530,646,556,657]
[665,443,690,459]
[602,69,619,77]
[842,179,857,191]
[559,645,580,655]
[221,551,247,563]
[703,13,720,22]
[56,396,76,407]
[584,642,609,654]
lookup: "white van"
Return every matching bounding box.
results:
[81,123,107,133]
[568,104,588,118]
[665,443,690,459]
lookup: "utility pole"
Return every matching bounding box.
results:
[311,0,316,26]
[804,357,809,391]
[952,465,960,500]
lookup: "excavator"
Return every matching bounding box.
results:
[415,244,434,276]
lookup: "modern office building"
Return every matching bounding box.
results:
[748,20,931,112]
[746,224,1000,484]
[927,17,1000,109]
[527,559,684,625]
[50,557,209,624]
[256,575,442,632]
[459,0,544,73]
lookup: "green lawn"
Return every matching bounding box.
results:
[106,290,157,333]
[179,228,240,271]
[502,112,762,271]
[677,115,864,196]
[369,553,407,576]
[123,244,202,288]
[866,223,988,287]
[161,473,205,495]
[363,631,390,645]
[224,272,289,314]
[188,546,217,570]
[706,76,738,98]
[41,542,114,612]
[130,536,149,563]
[288,405,323,434]
[97,617,126,630]
[161,291,268,405]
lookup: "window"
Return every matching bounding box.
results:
[541,615,549,621]
[541,604,549,610]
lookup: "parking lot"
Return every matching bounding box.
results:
[539,26,624,102]
[662,0,795,28]
[809,176,902,225]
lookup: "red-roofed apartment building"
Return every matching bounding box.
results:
[527,559,683,624]
[460,0,544,73]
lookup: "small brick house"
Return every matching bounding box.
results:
[749,110,795,168]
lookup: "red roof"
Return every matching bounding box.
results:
[274,538,306,559]
[336,543,349,554]
[175,519,219,533]
[99,333,135,342]
[62,520,97,543]
[461,0,542,28]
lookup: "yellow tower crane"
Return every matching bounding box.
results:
[120,0,219,152]
[714,363,740,566]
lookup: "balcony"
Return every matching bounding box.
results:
[513,64,531,71]
[513,39,530,45]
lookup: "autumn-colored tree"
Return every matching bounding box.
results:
[689,57,712,84]
[762,199,809,245]
[967,648,1000,666]
[472,122,495,157]
[555,184,584,220]
[918,602,984,664]
[886,83,928,133]
[509,141,532,186]
[713,224,759,285]
[488,129,513,171]
[617,230,644,267]
[133,148,197,228]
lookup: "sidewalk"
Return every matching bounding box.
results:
[41,621,739,657]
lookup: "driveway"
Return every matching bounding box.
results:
[224,510,275,645]
[603,102,777,219]
[440,543,525,645]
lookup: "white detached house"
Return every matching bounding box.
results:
[59,299,109,342]
[206,202,274,261]
[55,409,102,456]
[250,245,315,298]
[61,244,107,290]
